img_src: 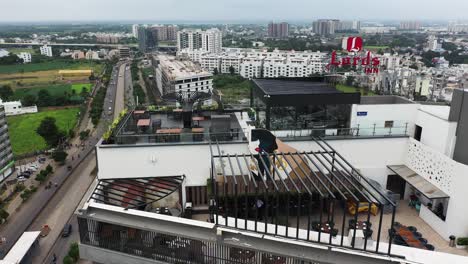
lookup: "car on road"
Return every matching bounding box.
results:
[22,170,32,176]
[16,176,27,182]
[61,223,72,237]
[38,157,46,163]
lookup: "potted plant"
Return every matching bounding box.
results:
[456,237,468,249]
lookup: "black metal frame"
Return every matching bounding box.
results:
[91,175,185,210]
[209,137,397,256]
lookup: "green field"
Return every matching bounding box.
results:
[71,83,92,94]
[6,108,80,156]
[213,74,252,104]
[0,60,103,74]
[336,84,376,96]
[6,48,37,55]
[14,83,91,98]
[14,84,71,97]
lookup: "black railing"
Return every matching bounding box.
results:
[78,217,319,264]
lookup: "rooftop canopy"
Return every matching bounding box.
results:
[387,165,449,200]
[253,79,361,107]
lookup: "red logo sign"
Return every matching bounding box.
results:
[327,51,380,74]
[346,37,363,52]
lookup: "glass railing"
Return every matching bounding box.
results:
[272,126,409,140]
[112,128,248,145]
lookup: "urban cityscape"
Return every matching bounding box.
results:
[0,0,468,263]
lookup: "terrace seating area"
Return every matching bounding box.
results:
[107,109,247,145]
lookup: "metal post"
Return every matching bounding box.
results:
[372,123,376,136]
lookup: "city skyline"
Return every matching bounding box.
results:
[1,0,467,22]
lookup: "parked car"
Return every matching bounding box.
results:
[16,176,27,182]
[38,157,46,163]
[19,173,30,179]
[61,223,72,237]
[22,171,32,176]
[27,167,37,172]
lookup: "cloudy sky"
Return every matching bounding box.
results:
[0,0,466,22]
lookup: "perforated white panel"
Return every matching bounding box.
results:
[406,138,454,194]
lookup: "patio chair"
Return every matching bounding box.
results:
[426,244,435,251]
[413,231,422,238]
[408,226,417,232]
[418,237,428,244]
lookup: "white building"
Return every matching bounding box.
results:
[17,52,31,63]
[39,45,53,57]
[0,49,9,58]
[177,28,222,54]
[0,99,37,116]
[179,48,327,78]
[132,24,139,38]
[76,88,468,264]
[155,54,213,96]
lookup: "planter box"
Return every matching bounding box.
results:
[456,244,467,249]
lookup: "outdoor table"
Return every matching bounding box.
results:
[156,128,182,142]
[192,127,205,141]
[394,226,427,249]
[192,116,205,126]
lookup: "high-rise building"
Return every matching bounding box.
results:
[151,25,178,41]
[268,22,289,38]
[399,21,421,30]
[312,19,340,35]
[39,45,53,57]
[132,24,139,38]
[0,106,14,182]
[177,28,222,54]
[336,21,361,32]
[138,27,157,52]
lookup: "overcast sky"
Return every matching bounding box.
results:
[1,0,466,22]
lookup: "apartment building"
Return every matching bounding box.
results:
[399,21,422,30]
[312,19,340,35]
[17,52,31,63]
[39,45,53,57]
[155,55,213,96]
[151,25,178,41]
[76,81,468,264]
[180,48,327,78]
[132,24,139,38]
[268,22,289,38]
[177,28,222,54]
[0,106,14,182]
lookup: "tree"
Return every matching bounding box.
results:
[52,149,68,164]
[63,255,74,264]
[345,76,355,87]
[68,242,80,262]
[37,89,54,106]
[36,117,65,147]
[229,66,235,75]
[0,85,14,100]
[22,94,37,106]
[213,68,219,75]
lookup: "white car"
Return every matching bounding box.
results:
[17,176,27,182]
[27,167,37,172]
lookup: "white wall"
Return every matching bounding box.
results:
[287,137,409,187]
[415,108,457,156]
[350,103,419,136]
[97,143,250,186]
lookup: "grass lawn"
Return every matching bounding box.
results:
[6,107,80,156]
[6,48,37,55]
[14,84,72,97]
[213,74,252,104]
[0,60,103,74]
[71,83,92,94]
[336,84,376,96]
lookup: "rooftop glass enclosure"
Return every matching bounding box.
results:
[210,137,398,256]
[251,79,361,131]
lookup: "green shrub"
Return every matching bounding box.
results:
[46,164,53,174]
[457,237,468,246]
[14,184,25,193]
[63,255,74,264]
[68,242,80,261]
